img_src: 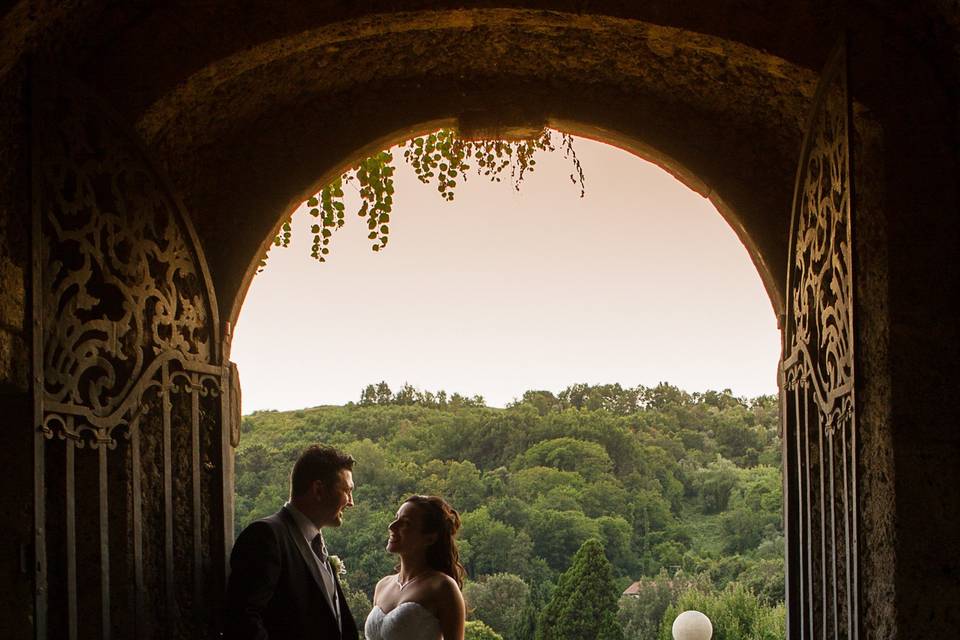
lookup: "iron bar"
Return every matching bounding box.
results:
[842,421,853,640]
[818,396,827,640]
[828,430,838,640]
[802,386,815,638]
[130,417,143,638]
[98,444,111,639]
[33,430,48,640]
[162,364,175,631]
[792,385,806,640]
[65,430,76,640]
[192,375,203,622]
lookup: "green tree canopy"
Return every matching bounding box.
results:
[694,456,740,514]
[659,582,785,640]
[460,508,534,577]
[516,437,614,481]
[466,620,505,640]
[464,573,530,640]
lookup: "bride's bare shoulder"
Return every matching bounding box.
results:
[373,573,399,600]
[430,572,464,603]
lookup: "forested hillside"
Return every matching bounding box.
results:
[235,383,785,639]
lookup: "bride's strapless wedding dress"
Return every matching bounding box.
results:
[364,601,442,640]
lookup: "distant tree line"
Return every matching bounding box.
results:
[358,381,485,409]
[236,382,785,639]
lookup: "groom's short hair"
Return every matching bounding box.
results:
[290,445,355,497]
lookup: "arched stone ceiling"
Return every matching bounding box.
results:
[10,1,906,323]
[136,10,817,148]
[123,9,817,323]
[10,1,955,323]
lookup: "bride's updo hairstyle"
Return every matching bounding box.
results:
[403,495,466,588]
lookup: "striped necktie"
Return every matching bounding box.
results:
[311,532,328,562]
[311,532,340,626]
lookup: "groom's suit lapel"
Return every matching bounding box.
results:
[279,507,340,623]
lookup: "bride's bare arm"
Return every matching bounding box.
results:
[435,576,465,640]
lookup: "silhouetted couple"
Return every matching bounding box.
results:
[224,445,466,640]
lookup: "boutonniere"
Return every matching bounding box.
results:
[328,554,347,576]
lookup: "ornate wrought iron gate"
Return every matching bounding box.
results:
[782,41,859,640]
[31,73,237,639]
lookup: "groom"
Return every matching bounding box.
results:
[225,445,359,639]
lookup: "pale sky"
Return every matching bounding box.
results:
[231,133,781,413]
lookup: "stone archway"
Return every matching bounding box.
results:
[125,9,817,328]
[3,2,959,639]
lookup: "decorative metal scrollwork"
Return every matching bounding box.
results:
[782,41,859,640]
[32,72,232,639]
[35,86,217,443]
[783,66,854,432]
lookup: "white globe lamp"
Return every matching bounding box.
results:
[672,610,713,640]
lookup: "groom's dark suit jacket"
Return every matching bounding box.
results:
[224,507,359,640]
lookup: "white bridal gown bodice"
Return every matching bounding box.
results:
[364,602,442,640]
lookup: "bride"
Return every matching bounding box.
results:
[365,495,466,640]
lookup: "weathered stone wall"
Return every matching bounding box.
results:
[851,98,897,640]
[848,10,960,636]
[0,61,27,394]
[0,59,35,639]
[878,27,960,638]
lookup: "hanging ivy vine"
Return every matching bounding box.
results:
[261,128,584,269]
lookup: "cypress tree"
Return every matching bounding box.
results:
[535,539,623,640]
